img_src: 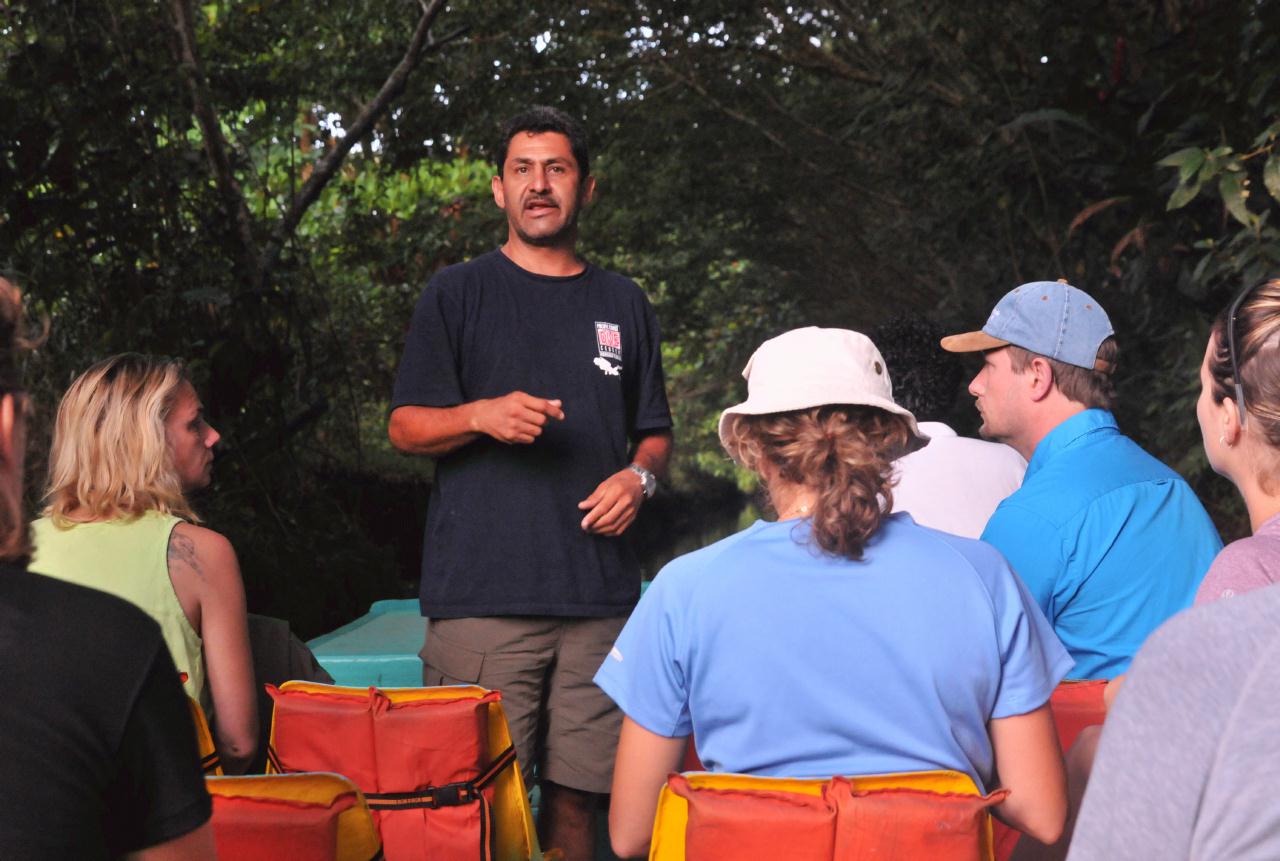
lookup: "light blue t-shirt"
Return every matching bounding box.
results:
[594,514,1071,792]
[981,409,1222,680]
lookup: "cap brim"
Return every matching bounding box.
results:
[939,331,1009,354]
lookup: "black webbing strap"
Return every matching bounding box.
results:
[266,745,283,774]
[201,751,222,775]
[364,745,517,812]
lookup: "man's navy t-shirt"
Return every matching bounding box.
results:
[391,250,672,617]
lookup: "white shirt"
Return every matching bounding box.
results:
[891,421,1027,539]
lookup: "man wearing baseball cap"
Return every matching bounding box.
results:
[942,281,1221,679]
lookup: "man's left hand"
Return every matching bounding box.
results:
[578,468,645,536]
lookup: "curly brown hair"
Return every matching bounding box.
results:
[724,405,914,560]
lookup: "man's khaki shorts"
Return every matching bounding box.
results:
[420,615,627,795]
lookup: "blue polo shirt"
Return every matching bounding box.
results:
[595,515,1071,792]
[981,409,1221,679]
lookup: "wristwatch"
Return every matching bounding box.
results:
[628,463,657,499]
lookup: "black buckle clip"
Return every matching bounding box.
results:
[428,782,473,808]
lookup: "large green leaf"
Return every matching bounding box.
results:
[1264,153,1280,205]
[1167,180,1203,211]
[1157,147,1205,184]
[1219,173,1253,228]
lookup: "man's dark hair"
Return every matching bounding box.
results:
[869,316,962,420]
[495,106,590,177]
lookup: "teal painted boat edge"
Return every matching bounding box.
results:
[320,655,424,688]
[368,598,419,615]
[307,598,419,650]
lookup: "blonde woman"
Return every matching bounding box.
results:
[595,328,1071,858]
[30,354,257,773]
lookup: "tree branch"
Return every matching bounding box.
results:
[170,0,260,282]
[259,0,453,284]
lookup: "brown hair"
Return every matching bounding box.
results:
[1007,338,1118,411]
[1207,279,1280,459]
[724,405,914,560]
[0,278,44,564]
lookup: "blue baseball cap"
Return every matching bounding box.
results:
[940,280,1116,372]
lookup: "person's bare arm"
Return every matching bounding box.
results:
[125,821,216,861]
[1103,674,1125,710]
[989,704,1068,845]
[170,523,258,774]
[578,431,674,536]
[608,716,687,859]
[387,393,565,457]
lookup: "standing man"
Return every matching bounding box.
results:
[941,281,1220,679]
[388,106,673,860]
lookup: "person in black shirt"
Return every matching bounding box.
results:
[0,278,213,860]
[389,107,673,860]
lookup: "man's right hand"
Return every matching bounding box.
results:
[469,392,564,444]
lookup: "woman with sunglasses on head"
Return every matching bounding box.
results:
[1194,277,1280,604]
[1067,278,1280,859]
[595,328,1072,859]
[29,354,258,773]
[0,282,215,858]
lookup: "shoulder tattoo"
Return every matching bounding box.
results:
[168,531,205,580]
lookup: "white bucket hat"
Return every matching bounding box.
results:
[718,327,928,456]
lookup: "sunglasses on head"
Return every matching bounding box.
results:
[1225,280,1273,426]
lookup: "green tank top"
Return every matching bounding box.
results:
[29,512,207,708]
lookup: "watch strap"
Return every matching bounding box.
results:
[628,463,656,499]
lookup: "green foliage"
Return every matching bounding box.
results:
[3,0,1277,627]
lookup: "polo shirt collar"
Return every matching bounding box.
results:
[1025,408,1117,480]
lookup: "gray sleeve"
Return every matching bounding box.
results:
[1068,591,1280,860]
[1066,610,1234,860]
[1186,629,1280,857]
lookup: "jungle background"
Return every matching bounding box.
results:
[3,0,1278,636]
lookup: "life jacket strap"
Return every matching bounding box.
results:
[364,745,516,811]
[201,751,222,775]
[267,744,519,812]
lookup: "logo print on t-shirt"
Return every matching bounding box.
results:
[594,321,622,375]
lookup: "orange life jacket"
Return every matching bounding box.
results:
[265,684,517,861]
[1049,678,1108,753]
[207,772,382,861]
[992,679,1109,860]
[660,771,1005,861]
